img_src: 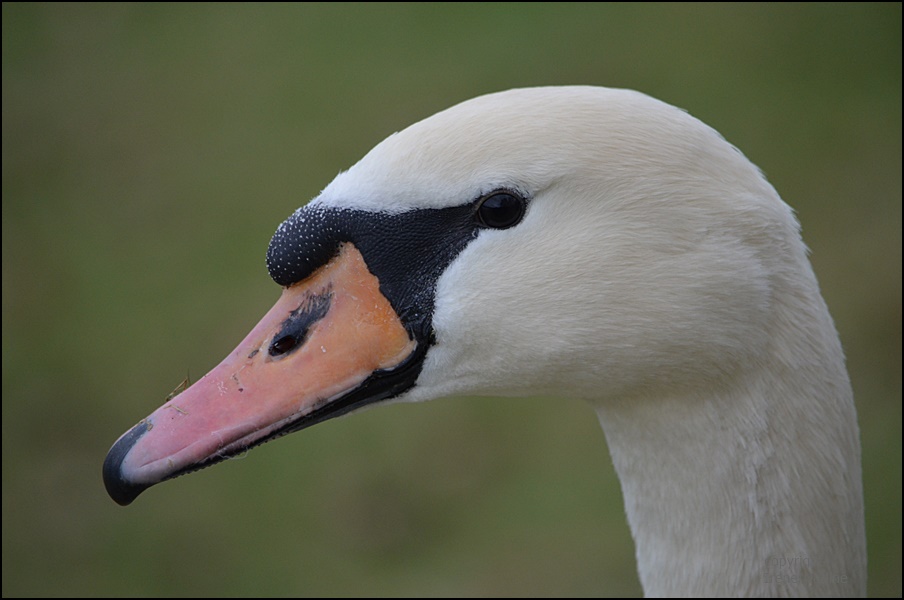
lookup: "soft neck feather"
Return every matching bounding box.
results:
[595,252,866,596]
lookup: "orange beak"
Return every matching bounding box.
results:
[103,243,418,505]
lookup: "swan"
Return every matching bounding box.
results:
[103,86,866,596]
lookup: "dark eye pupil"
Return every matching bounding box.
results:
[477,193,525,229]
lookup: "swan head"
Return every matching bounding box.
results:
[105,86,802,503]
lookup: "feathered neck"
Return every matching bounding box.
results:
[594,260,866,596]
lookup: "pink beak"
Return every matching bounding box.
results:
[103,243,417,505]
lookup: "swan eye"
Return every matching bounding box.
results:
[476,192,526,229]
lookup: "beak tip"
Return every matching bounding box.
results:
[103,421,153,506]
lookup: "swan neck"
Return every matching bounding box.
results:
[595,353,866,596]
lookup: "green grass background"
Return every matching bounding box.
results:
[3,3,900,597]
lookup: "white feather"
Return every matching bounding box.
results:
[311,86,865,596]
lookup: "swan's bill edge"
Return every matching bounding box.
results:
[102,243,420,505]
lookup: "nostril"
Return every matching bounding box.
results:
[269,334,300,356]
[268,289,333,359]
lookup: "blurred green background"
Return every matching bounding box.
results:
[3,3,900,597]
